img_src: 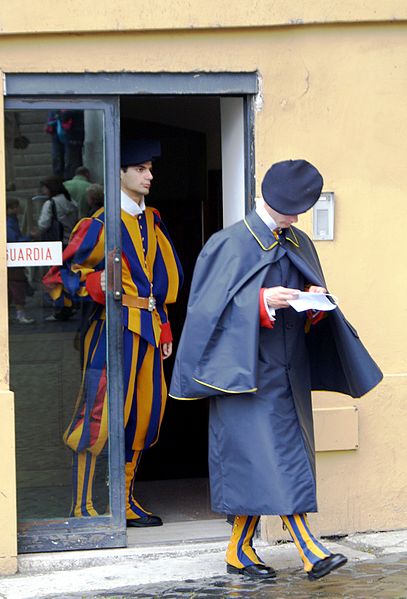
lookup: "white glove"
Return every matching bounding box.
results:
[100,270,106,292]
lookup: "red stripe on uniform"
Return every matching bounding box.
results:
[63,218,94,262]
[43,219,94,289]
[89,367,107,448]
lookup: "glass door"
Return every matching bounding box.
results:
[4,98,125,552]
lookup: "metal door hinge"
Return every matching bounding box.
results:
[107,248,122,300]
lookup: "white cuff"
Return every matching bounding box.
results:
[263,293,276,321]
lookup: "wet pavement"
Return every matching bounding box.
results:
[3,530,407,598]
[39,553,407,598]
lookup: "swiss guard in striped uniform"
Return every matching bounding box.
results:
[44,139,183,527]
[170,160,382,579]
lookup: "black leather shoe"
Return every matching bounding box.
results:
[226,514,235,525]
[227,563,277,579]
[308,553,348,580]
[126,515,163,527]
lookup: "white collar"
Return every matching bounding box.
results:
[255,198,278,232]
[121,190,145,216]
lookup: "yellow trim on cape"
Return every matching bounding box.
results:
[168,393,202,401]
[192,377,258,394]
[286,227,300,247]
[244,218,278,251]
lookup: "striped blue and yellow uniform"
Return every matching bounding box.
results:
[44,205,183,519]
[227,514,331,574]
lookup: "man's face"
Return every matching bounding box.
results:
[7,203,19,216]
[40,184,51,197]
[264,202,299,229]
[120,161,153,201]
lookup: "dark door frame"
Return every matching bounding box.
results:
[4,96,125,553]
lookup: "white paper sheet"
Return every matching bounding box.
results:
[287,292,338,312]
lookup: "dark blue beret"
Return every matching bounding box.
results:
[261,159,323,215]
[121,138,161,167]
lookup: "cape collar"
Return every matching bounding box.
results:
[244,209,300,251]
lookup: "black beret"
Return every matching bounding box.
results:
[261,159,323,215]
[121,138,161,167]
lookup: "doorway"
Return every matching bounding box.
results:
[118,96,223,523]
[4,72,256,551]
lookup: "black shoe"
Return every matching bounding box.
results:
[308,553,348,580]
[126,515,163,527]
[226,514,235,525]
[227,563,277,580]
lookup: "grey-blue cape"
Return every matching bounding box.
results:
[169,210,382,514]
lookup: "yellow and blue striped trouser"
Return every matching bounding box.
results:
[67,321,167,518]
[281,514,331,571]
[227,514,331,571]
[226,516,263,568]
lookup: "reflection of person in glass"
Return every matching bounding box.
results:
[43,140,183,527]
[85,183,104,216]
[45,110,84,180]
[37,175,79,247]
[7,199,35,325]
[63,166,92,219]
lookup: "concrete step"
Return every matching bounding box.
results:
[13,165,52,179]
[17,110,49,126]
[6,188,39,200]
[15,141,52,155]
[12,175,46,190]
[13,153,53,168]
[19,125,48,137]
[16,132,52,144]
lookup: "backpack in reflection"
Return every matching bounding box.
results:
[41,199,64,243]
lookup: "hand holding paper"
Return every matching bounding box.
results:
[287,292,338,312]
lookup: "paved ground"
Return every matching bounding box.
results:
[53,553,407,598]
[1,529,407,598]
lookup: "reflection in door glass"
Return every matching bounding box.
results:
[5,108,110,521]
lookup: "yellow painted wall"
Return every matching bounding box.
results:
[0,85,17,575]
[0,391,17,575]
[0,0,407,33]
[0,11,406,568]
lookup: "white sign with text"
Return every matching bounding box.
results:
[7,242,63,267]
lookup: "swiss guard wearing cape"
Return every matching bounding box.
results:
[169,159,382,581]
